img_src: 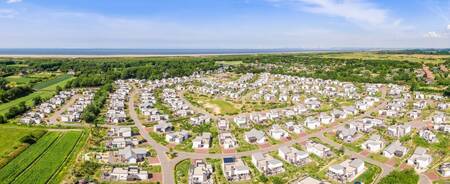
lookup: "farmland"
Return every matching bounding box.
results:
[0,126,41,159]
[0,131,84,184]
[32,74,72,90]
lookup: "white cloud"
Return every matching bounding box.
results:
[424,31,442,38]
[6,0,22,4]
[447,24,450,30]
[0,9,17,18]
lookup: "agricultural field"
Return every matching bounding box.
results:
[0,131,84,184]
[318,52,450,64]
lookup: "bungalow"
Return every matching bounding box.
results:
[305,117,321,129]
[387,125,412,137]
[336,127,357,142]
[328,158,365,182]
[251,153,284,175]
[295,177,330,184]
[219,132,238,149]
[192,133,212,149]
[165,130,190,144]
[234,116,248,128]
[278,146,309,165]
[407,147,432,171]
[383,140,408,158]
[437,103,449,111]
[432,113,446,124]
[217,119,229,131]
[269,125,289,140]
[319,113,335,125]
[438,162,450,177]
[109,166,148,181]
[110,127,132,138]
[413,100,427,110]
[419,129,438,143]
[189,160,214,184]
[305,141,332,158]
[222,157,251,181]
[361,134,384,152]
[331,109,347,119]
[117,146,148,164]
[153,122,174,133]
[285,121,304,134]
[244,129,266,144]
[409,110,421,119]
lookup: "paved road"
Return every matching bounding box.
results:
[130,85,433,184]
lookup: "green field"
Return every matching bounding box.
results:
[0,132,60,184]
[0,127,40,158]
[209,99,240,114]
[12,131,82,184]
[4,76,34,86]
[354,163,382,184]
[0,76,75,114]
[32,74,72,90]
[175,159,190,184]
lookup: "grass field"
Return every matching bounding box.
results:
[319,52,449,64]
[32,74,72,90]
[175,159,191,184]
[0,132,60,184]
[0,127,40,158]
[354,163,382,184]
[4,76,34,85]
[209,99,240,114]
[0,76,75,115]
[12,131,82,184]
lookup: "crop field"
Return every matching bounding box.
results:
[0,76,75,114]
[0,132,60,184]
[33,74,72,90]
[12,131,82,184]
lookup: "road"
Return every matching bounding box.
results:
[129,85,432,184]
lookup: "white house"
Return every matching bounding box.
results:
[383,140,408,158]
[361,134,384,152]
[192,133,212,149]
[251,153,284,175]
[305,117,321,129]
[407,147,432,171]
[305,141,332,158]
[387,125,412,137]
[328,159,365,182]
[278,146,309,165]
[244,129,266,144]
[109,166,148,181]
[438,162,450,177]
[222,157,251,181]
[219,132,238,149]
[165,130,190,144]
[418,129,438,143]
[269,125,289,140]
[189,160,214,184]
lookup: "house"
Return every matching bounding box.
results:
[219,132,238,149]
[165,130,190,144]
[110,138,127,148]
[154,122,174,133]
[336,127,357,142]
[189,160,214,184]
[117,146,148,164]
[251,153,284,175]
[110,127,132,138]
[438,162,450,177]
[192,133,212,149]
[409,110,421,119]
[269,125,289,140]
[109,166,148,181]
[387,125,412,137]
[383,140,408,158]
[278,146,309,165]
[217,119,229,131]
[244,129,266,144]
[305,117,321,129]
[305,141,332,158]
[432,113,446,124]
[331,109,347,119]
[319,113,335,125]
[437,103,449,110]
[285,121,304,134]
[234,116,248,128]
[294,176,330,184]
[328,158,365,182]
[407,147,432,171]
[222,157,251,181]
[361,134,384,152]
[419,129,438,143]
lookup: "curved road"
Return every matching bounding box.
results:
[129,86,432,184]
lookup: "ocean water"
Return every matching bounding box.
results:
[0,48,336,55]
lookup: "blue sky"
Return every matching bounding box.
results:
[0,0,449,48]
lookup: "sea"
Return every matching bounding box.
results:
[0,48,358,56]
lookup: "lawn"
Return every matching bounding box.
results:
[353,163,382,184]
[12,131,82,184]
[175,159,191,184]
[0,126,41,159]
[0,76,75,114]
[4,76,34,86]
[0,132,61,184]
[209,99,240,115]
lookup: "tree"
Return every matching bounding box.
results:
[55,85,62,94]
[444,86,450,97]
[32,96,43,106]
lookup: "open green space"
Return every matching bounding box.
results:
[378,169,419,184]
[353,163,382,184]
[0,127,42,159]
[175,159,190,184]
[32,74,72,90]
[12,131,82,184]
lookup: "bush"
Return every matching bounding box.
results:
[379,169,418,184]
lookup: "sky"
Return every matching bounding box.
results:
[0,0,449,49]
